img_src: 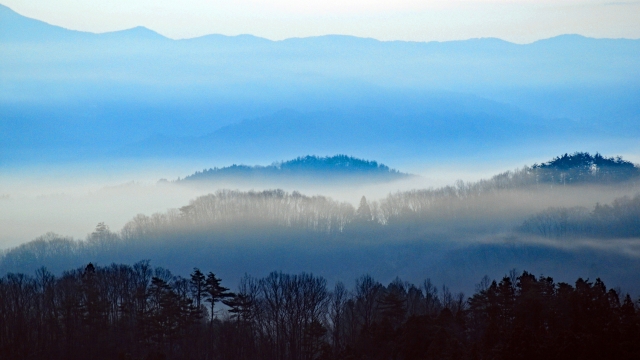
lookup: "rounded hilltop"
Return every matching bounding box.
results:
[181,155,411,183]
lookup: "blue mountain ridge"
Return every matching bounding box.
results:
[0,4,168,42]
[1,3,639,167]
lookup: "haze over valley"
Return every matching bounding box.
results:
[2,4,640,168]
[2,0,640,282]
[3,152,640,298]
[2,3,640,358]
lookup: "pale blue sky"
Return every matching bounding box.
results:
[3,0,640,43]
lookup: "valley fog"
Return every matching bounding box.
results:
[0,159,495,247]
[3,159,639,249]
[2,153,640,297]
[3,4,640,359]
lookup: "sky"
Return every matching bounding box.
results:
[3,0,640,43]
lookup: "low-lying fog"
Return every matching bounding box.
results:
[2,156,640,249]
[0,159,498,247]
[2,154,640,296]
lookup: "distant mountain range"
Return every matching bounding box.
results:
[180,155,410,183]
[1,4,640,166]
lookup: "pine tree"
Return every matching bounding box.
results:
[204,272,234,324]
[190,268,207,318]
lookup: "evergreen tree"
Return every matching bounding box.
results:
[204,272,234,324]
[189,268,207,318]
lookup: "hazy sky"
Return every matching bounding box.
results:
[4,0,640,43]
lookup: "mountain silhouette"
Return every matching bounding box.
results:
[2,3,639,166]
[182,155,410,183]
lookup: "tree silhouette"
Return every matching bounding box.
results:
[1,263,639,359]
[189,268,207,318]
[204,272,234,324]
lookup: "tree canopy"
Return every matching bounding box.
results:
[1,263,639,360]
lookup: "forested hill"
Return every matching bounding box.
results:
[181,155,410,183]
[531,152,640,184]
[480,152,640,189]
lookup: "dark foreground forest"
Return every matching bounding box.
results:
[1,262,639,360]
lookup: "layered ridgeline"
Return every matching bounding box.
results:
[180,155,410,184]
[2,152,640,292]
[2,4,640,164]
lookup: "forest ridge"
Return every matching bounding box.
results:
[1,261,639,360]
